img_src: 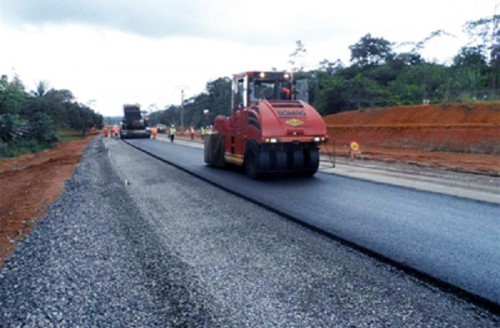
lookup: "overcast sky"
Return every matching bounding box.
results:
[0,0,498,117]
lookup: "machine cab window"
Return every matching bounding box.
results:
[252,80,276,100]
[250,77,291,101]
[232,71,294,112]
[236,79,245,109]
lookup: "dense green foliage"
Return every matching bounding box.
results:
[149,15,498,128]
[0,77,102,158]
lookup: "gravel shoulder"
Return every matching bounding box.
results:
[1,137,499,327]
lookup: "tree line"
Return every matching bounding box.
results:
[148,15,498,128]
[0,77,102,157]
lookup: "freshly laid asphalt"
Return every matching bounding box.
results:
[0,136,498,327]
[127,137,500,307]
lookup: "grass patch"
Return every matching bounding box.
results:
[57,129,86,142]
[0,129,86,160]
[0,140,52,159]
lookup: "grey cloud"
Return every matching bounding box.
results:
[1,0,346,47]
[2,0,211,38]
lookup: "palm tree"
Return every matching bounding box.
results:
[30,80,51,98]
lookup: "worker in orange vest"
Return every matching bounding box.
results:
[113,125,119,139]
[151,125,158,139]
[103,126,108,137]
[280,86,290,100]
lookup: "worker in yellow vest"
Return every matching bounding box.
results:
[201,126,206,140]
[169,125,176,142]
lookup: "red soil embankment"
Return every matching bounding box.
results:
[323,103,500,175]
[0,137,94,267]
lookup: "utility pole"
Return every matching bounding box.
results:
[175,85,188,128]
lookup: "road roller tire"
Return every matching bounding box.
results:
[244,142,260,179]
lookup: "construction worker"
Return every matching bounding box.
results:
[113,125,119,139]
[200,126,205,140]
[169,125,176,142]
[151,125,158,139]
[102,125,108,137]
[280,85,291,100]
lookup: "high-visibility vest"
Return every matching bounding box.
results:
[170,127,176,135]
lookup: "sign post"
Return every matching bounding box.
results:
[350,141,362,160]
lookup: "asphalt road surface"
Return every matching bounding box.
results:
[1,137,499,327]
[126,137,500,307]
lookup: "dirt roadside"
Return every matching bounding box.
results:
[0,137,95,268]
[323,103,500,176]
